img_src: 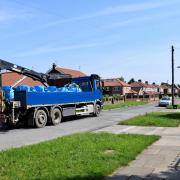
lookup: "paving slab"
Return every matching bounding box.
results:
[100,125,180,179]
[96,125,180,136]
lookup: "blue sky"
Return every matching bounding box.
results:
[1,0,180,84]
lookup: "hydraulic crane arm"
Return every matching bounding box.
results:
[0,59,48,86]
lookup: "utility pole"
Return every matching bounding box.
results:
[171,45,175,107]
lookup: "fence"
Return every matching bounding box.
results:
[103,95,159,104]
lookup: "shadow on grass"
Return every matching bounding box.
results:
[105,167,180,180]
[158,113,180,120]
[45,174,103,180]
[29,166,180,180]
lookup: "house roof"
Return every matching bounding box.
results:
[152,84,160,88]
[160,84,169,89]
[130,81,159,89]
[130,82,148,88]
[147,84,156,88]
[1,72,44,87]
[126,89,138,94]
[103,80,120,87]
[53,66,87,78]
[118,80,131,87]
[103,79,131,87]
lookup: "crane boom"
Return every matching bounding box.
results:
[0,59,48,85]
[0,59,72,87]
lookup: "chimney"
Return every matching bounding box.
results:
[52,63,56,70]
[145,81,148,85]
[138,79,142,83]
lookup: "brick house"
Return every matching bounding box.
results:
[46,64,87,87]
[160,84,172,95]
[103,79,136,96]
[152,83,164,95]
[0,64,87,87]
[144,81,159,94]
[130,80,159,98]
[130,80,146,96]
[174,85,179,95]
[160,84,179,96]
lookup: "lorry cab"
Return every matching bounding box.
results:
[72,74,102,92]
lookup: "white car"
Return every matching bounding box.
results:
[159,97,172,107]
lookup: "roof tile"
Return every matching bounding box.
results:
[103,79,131,87]
[1,72,44,87]
[55,67,86,77]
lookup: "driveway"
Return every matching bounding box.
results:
[0,102,163,150]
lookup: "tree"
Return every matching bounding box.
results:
[128,78,135,84]
[118,76,125,82]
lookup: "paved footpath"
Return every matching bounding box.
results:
[96,124,180,180]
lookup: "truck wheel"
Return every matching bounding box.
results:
[51,108,62,126]
[93,104,101,117]
[34,109,47,128]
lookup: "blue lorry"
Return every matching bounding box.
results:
[0,59,103,128]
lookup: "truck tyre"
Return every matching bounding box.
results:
[51,108,62,125]
[34,109,47,128]
[93,104,101,117]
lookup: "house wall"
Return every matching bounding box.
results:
[123,86,131,95]
[131,87,142,95]
[168,88,172,94]
[159,88,164,94]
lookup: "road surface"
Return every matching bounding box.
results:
[0,103,163,150]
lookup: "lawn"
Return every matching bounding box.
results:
[119,112,180,127]
[103,101,146,110]
[0,133,159,180]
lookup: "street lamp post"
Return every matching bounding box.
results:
[171,46,175,107]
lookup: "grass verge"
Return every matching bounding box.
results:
[119,112,180,127]
[167,104,180,109]
[0,133,159,180]
[103,101,146,110]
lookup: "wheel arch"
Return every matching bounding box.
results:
[95,99,102,107]
[35,106,49,117]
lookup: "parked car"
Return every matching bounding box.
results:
[159,97,172,107]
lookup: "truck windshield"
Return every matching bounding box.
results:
[96,80,101,90]
[76,81,92,92]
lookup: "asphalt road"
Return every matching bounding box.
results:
[0,102,164,150]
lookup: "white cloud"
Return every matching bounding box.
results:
[45,1,172,27]
[0,11,19,22]
[2,1,177,37]
[16,42,105,57]
[101,11,180,30]
[0,4,33,22]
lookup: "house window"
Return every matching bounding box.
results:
[114,87,120,91]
